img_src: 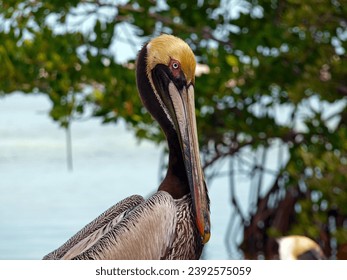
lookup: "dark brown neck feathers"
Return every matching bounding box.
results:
[158,133,190,199]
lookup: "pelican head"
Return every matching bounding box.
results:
[277,235,326,260]
[136,34,210,244]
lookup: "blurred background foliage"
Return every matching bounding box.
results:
[1,0,346,259]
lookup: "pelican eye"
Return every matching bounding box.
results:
[172,62,179,69]
[169,59,182,79]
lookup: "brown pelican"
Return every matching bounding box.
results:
[277,235,326,260]
[43,34,210,260]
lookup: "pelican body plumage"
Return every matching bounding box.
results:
[43,34,210,260]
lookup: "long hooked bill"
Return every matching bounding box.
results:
[167,82,210,244]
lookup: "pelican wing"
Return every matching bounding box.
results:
[44,191,177,260]
[43,194,144,260]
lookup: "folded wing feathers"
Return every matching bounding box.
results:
[45,191,177,260]
[43,195,144,260]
